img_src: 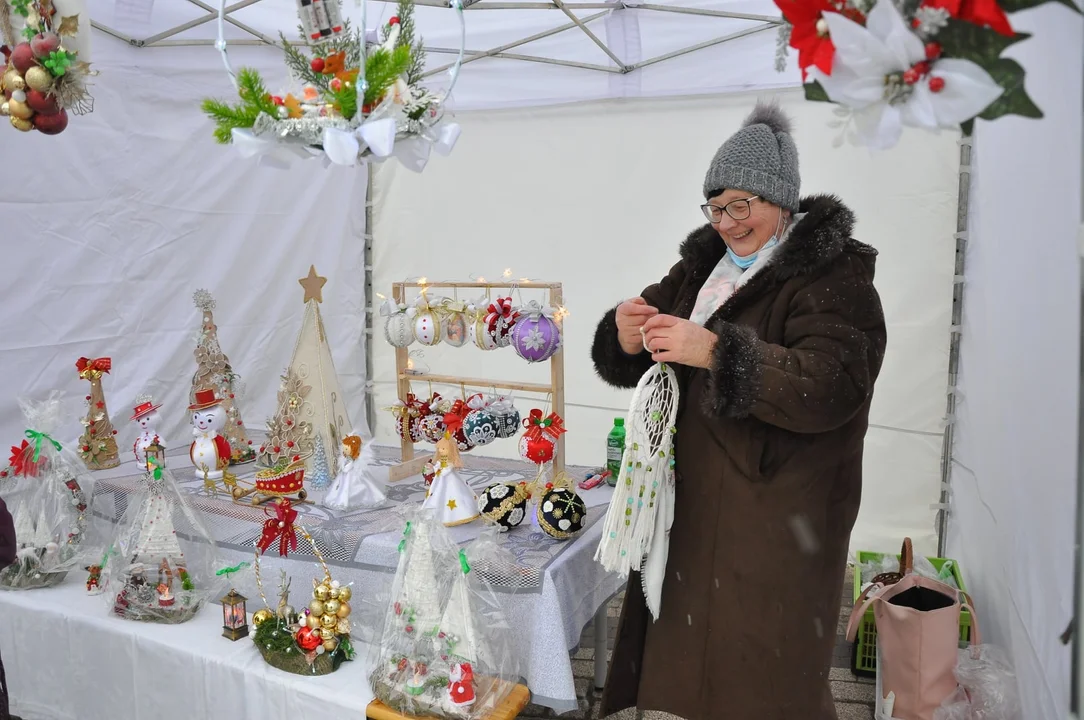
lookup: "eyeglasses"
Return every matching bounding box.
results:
[700,195,760,223]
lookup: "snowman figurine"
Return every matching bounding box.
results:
[130,396,165,466]
[188,388,231,481]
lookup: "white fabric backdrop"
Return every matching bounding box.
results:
[0,40,371,461]
[946,4,1084,720]
[370,89,961,554]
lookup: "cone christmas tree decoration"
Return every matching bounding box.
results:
[190,289,256,465]
[288,266,351,479]
[76,356,120,470]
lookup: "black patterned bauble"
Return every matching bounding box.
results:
[536,488,587,540]
[477,482,530,531]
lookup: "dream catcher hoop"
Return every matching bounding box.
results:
[594,362,679,621]
[212,0,467,170]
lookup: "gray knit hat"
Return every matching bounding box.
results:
[702,102,800,213]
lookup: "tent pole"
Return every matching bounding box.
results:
[936,134,972,558]
[365,162,376,437]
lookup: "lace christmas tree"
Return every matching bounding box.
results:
[190,289,256,464]
[76,356,120,470]
[309,435,333,489]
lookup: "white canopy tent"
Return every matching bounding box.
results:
[0,1,1080,719]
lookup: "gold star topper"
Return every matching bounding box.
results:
[299,265,327,304]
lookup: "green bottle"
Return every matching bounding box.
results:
[606,418,625,485]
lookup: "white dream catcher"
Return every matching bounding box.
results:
[594,360,679,621]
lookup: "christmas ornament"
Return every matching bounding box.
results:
[511,300,562,363]
[0,2,96,137]
[421,434,479,526]
[442,398,476,453]
[409,294,442,346]
[75,356,120,470]
[188,388,231,483]
[389,394,426,443]
[441,299,469,348]
[478,482,530,532]
[467,296,498,351]
[462,397,498,448]
[105,457,220,623]
[322,433,388,511]
[487,395,521,439]
[252,608,275,627]
[1,397,93,590]
[203,0,463,172]
[419,393,450,443]
[595,362,678,621]
[536,485,587,540]
[519,409,566,465]
[381,298,415,348]
[484,296,519,348]
[130,394,165,467]
[190,289,257,465]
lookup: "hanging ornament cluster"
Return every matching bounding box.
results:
[518,409,566,465]
[385,393,523,457]
[1,0,95,135]
[383,289,565,365]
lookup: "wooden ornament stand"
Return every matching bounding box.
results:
[388,280,566,483]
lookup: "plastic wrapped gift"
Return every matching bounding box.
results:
[369,512,522,718]
[104,458,221,623]
[0,396,97,590]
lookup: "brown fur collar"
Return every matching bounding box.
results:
[678,194,874,284]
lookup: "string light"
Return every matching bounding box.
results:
[554,306,570,322]
[502,268,512,279]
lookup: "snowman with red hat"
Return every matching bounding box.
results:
[130,394,165,466]
[188,388,231,481]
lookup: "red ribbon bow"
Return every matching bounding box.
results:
[523,409,567,442]
[443,398,470,434]
[76,357,112,379]
[484,297,519,333]
[256,499,299,557]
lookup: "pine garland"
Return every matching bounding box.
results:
[364,45,412,107]
[200,67,278,144]
[392,0,427,86]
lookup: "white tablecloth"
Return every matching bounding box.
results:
[0,580,375,720]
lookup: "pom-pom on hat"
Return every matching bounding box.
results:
[702,101,800,213]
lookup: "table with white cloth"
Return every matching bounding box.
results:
[0,446,622,716]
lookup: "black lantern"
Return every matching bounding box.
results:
[221,588,249,640]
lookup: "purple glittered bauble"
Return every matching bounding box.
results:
[512,314,561,363]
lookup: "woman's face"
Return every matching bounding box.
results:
[706,190,784,258]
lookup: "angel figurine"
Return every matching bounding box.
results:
[421,434,479,526]
[322,434,387,511]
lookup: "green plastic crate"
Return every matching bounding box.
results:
[850,550,972,677]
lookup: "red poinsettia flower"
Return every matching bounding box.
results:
[776,0,867,78]
[8,440,43,477]
[917,0,1012,35]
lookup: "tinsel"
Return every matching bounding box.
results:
[0,0,14,48]
[251,104,448,155]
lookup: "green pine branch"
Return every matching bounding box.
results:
[394,0,427,85]
[281,31,330,90]
[200,67,278,144]
[364,45,412,106]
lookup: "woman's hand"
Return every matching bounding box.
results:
[615,297,659,355]
[642,314,718,369]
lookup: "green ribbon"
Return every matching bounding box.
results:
[459,549,471,575]
[24,429,62,461]
[216,561,250,579]
[148,456,163,480]
[99,545,114,568]
[397,521,412,553]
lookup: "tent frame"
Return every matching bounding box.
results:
[90,0,781,76]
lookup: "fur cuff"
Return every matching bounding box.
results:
[703,320,762,418]
[591,307,655,389]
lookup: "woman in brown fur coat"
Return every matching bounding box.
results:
[591,103,887,720]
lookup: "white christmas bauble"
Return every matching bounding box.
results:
[384,312,415,348]
[470,317,498,351]
[414,310,442,346]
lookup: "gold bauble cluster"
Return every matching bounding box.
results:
[306,578,352,650]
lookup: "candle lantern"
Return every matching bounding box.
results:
[221,589,249,640]
[145,442,167,471]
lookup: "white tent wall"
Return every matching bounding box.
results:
[0,39,371,456]
[945,4,1084,720]
[371,89,961,554]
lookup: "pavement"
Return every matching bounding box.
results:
[519,567,875,719]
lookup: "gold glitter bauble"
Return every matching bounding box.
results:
[336,602,351,618]
[324,599,341,615]
[23,66,52,92]
[320,613,336,628]
[10,115,32,132]
[3,70,24,92]
[336,618,351,635]
[0,102,8,117]
[308,615,321,630]
[309,600,325,616]
[7,99,32,120]
[328,586,340,600]
[319,627,335,641]
[314,584,330,602]
[336,586,352,602]
[322,638,338,651]
[252,609,275,628]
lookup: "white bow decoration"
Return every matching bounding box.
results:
[520,300,555,319]
[487,394,515,414]
[322,116,398,167]
[379,298,406,317]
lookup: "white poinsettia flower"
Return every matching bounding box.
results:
[809,0,1004,149]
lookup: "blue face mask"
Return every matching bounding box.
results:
[727,237,778,269]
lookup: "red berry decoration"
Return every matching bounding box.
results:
[394,602,402,615]
[389,16,401,24]
[925,42,942,60]
[287,441,294,448]
[405,625,414,634]
[902,68,920,85]
[310,57,325,73]
[928,76,946,93]
[82,445,90,452]
[273,446,281,453]
[271,95,284,105]
[397,658,410,672]
[292,454,300,462]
